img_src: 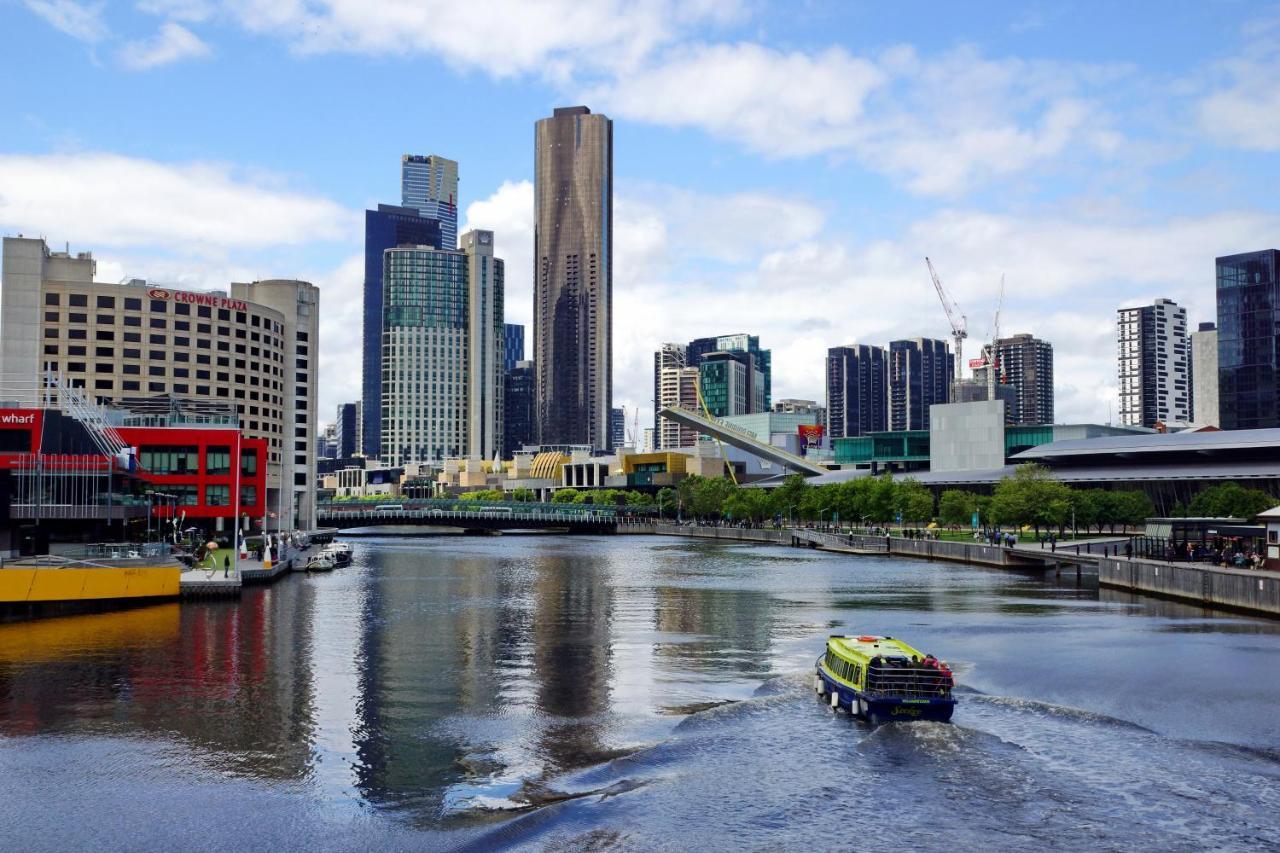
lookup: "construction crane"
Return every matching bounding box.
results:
[982,274,1005,402]
[925,257,967,391]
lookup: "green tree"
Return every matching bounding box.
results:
[1114,491,1156,528]
[772,475,808,524]
[938,489,984,528]
[896,479,935,524]
[1187,482,1277,519]
[655,487,676,518]
[690,477,735,519]
[551,488,578,504]
[991,464,1074,535]
[458,489,503,501]
[510,488,536,503]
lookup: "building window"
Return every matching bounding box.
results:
[124,297,142,310]
[139,445,199,474]
[150,334,166,345]
[175,336,190,347]
[122,380,140,391]
[197,306,211,318]
[148,382,165,392]
[124,316,142,327]
[96,295,115,309]
[218,309,230,321]
[68,329,87,340]
[69,312,87,323]
[148,366,165,376]
[124,332,141,343]
[96,329,115,341]
[150,318,166,329]
[175,303,190,315]
[94,379,113,390]
[67,345,86,356]
[174,384,189,394]
[45,293,59,306]
[95,347,114,357]
[67,362,85,372]
[44,329,58,339]
[96,315,113,325]
[174,367,189,378]
[175,322,190,332]
[69,294,88,307]
[205,485,231,506]
[43,345,57,355]
[44,311,58,322]
[150,299,167,313]
[240,449,258,475]
[206,446,231,475]
[239,486,258,507]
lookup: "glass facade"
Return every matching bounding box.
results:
[503,323,524,372]
[361,205,443,457]
[1217,250,1280,430]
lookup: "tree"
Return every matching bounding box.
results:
[1187,482,1277,519]
[551,488,578,504]
[896,479,935,524]
[939,490,984,528]
[772,475,808,523]
[656,487,676,518]
[990,464,1073,535]
[510,488,536,503]
[1114,491,1155,528]
[458,489,503,501]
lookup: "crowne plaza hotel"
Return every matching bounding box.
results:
[1,236,319,529]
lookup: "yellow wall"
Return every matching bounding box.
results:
[621,452,687,475]
[0,566,181,604]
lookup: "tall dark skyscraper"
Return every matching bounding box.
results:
[335,402,358,459]
[1217,249,1280,430]
[534,106,613,449]
[889,338,952,431]
[503,323,525,373]
[827,344,888,437]
[994,333,1055,425]
[503,360,535,457]
[361,203,442,457]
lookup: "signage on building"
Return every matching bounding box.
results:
[797,424,824,456]
[145,287,248,312]
[0,410,38,426]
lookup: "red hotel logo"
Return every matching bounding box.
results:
[144,287,248,312]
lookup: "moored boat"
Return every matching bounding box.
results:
[305,553,336,572]
[814,635,955,724]
[322,542,353,567]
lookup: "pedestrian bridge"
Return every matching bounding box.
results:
[316,500,650,533]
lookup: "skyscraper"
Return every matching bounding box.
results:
[889,338,952,431]
[1217,250,1280,430]
[609,407,626,449]
[503,323,525,372]
[534,106,613,450]
[1192,321,1218,426]
[379,230,504,464]
[361,203,443,457]
[654,342,700,450]
[1117,298,1190,428]
[994,334,1054,425]
[503,360,535,457]
[401,154,459,249]
[687,333,771,414]
[826,344,887,438]
[336,402,358,459]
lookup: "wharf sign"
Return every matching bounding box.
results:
[0,410,38,426]
[146,288,248,312]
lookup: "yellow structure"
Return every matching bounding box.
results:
[0,603,180,663]
[619,452,688,476]
[529,451,570,480]
[0,566,181,605]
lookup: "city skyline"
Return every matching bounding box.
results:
[3,3,1279,432]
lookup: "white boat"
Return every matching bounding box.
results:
[322,542,353,566]
[305,553,336,572]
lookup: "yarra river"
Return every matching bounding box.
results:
[1,536,1279,851]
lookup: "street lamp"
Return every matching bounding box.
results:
[787,503,797,527]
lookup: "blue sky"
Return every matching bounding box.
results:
[3,1,1279,431]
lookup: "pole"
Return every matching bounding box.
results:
[233,431,241,578]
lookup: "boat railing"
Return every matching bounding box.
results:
[865,666,954,699]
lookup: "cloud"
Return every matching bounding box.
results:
[136,0,215,22]
[1196,16,1280,151]
[463,180,535,329]
[119,21,211,70]
[0,152,355,250]
[23,0,108,42]
[224,0,742,78]
[310,253,366,417]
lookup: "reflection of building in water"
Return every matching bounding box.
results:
[0,585,317,780]
[653,585,775,677]
[532,556,615,770]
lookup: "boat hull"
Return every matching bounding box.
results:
[815,662,955,724]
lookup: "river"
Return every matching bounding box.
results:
[1,535,1278,851]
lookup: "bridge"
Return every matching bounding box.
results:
[316,499,654,533]
[656,406,827,476]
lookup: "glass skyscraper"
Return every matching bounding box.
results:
[401,154,459,249]
[361,204,442,457]
[889,338,952,431]
[503,323,524,372]
[1217,249,1280,430]
[826,344,888,437]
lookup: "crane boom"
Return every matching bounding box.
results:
[925,257,967,388]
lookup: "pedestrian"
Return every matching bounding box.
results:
[1124,540,1133,560]
[223,554,230,578]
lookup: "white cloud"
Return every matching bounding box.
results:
[463,180,535,330]
[23,0,108,42]
[311,253,366,417]
[0,152,355,250]
[119,21,211,70]
[1196,17,1280,151]
[136,0,215,22]
[224,0,742,78]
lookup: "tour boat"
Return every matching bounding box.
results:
[814,635,956,724]
[305,553,336,572]
[322,542,353,567]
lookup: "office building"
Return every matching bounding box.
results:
[504,323,525,372]
[610,407,626,449]
[687,333,771,413]
[534,106,613,449]
[1192,322,1218,426]
[889,338,952,431]
[826,344,887,438]
[1,236,319,529]
[994,333,1054,425]
[379,230,504,465]
[1117,298,1190,428]
[401,154,459,248]
[361,203,443,457]
[640,427,655,453]
[1217,250,1280,429]
[503,360,535,457]
[317,422,338,459]
[336,402,358,459]
[654,343,700,450]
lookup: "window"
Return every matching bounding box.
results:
[68,345,86,356]
[206,446,231,475]
[95,346,114,357]
[148,366,165,377]
[43,345,57,355]
[149,334,166,345]
[69,312,87,323]
[150,299,167,313]
[239,486,258,507]
[96,315,113,325]
[123,364,140,375]
[68,329,86,340]
[95,363,114,373]
[148,382,165,392]
[96,330,114,341]
[44,329,58,339]
[45,293,59,306]
[122,380,140,391]
[218,309,230,321]
[175,322,190,332]
[149,350,164,360]
[174,351,189,362]
[139,445,199,474]
[197,369,210,380]
[203,484,231,504]
[174,383,189,394]
[124,332,141,343]
[124,316,142,327]
[69,294,87,307]
[94,379,113,390]
[294,472,308,486]
[240,449,258,476]
[196,385,210,395]
[124,297,142,310]
[174,336,190,347]
[174,367,189,378]
[297,331,308,342]
[197,306,211,318]
[44,311,58,322]
[150,318,166,329]
[175,303,190,315]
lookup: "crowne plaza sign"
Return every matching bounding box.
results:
[146,287,249,312]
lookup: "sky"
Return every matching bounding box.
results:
[2,1,1279,436]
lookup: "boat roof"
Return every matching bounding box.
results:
[827,635,927,662]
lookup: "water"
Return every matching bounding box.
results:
[2,536,1279,851]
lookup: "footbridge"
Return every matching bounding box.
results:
[656,406,826,476]
[316,499,654,533]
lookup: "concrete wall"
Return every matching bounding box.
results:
[654,524,787,544]
[929,399,1006,472]
[1099,557,1280,617]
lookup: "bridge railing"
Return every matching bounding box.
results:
[317,497,659,522]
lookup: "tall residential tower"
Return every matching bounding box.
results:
[1117,298,1190,428]
[534,106,613,449]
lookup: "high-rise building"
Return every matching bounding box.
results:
[654,342,699,450]
[1217,250,1280,430]
[1192,322,1218,426]
[379,230,504,465]
[609,407,626,449]
[361,203,443,457]
[335,402,358,458]
[534,106,613,450]
[640,427,655,453]
[0,237,323,532]
[318,422,338,459]
[889,338,952,431]
[1117,298,1190,428]
[502,360,535,457]
[826,344,887,438]
[994,334,1054,425]
[503,323,525,372]
[687,333,771,413]
[401,154,459,249]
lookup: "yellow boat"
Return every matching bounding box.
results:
[814,635,956,724]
